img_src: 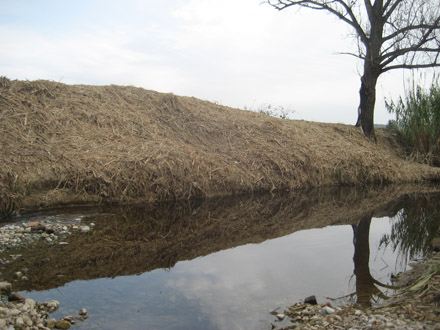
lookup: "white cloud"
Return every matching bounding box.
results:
[0,0,423,124]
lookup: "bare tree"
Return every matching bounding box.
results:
[265,0,440,139]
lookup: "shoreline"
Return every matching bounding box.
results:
[272,240,440,329]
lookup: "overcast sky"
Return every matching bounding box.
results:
[0,0,435,124]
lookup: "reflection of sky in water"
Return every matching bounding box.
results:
[22,217,407,330]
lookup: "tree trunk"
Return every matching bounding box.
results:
[358,72,379,141]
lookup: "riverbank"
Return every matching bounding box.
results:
[1,78,440,218]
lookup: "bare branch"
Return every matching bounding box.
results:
[382,61,440,73]
[337,51,367,60]
[363,0,374,22]
[381,45,440,66]
[383,22,440,43]
[266,0,369,44]
[383,0,405,21]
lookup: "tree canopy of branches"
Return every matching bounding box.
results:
[266,0,440,139]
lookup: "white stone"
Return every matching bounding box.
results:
[320,306,335,315]
[81,226,91,232]
[7,308,20,317]
[45,300,60,310]
[23,314,33,326]
[15,316,24,326]
[25,298,36,308]
[0,282,12,293]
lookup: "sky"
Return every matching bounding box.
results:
[0,0,436,125]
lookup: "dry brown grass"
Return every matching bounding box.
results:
[1,78,439,217]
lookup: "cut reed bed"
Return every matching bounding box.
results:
[1,78,439,217]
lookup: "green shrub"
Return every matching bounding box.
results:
[386,80,440,166]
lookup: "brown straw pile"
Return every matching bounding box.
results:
[1,77,439,217]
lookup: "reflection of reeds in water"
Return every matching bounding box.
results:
[4,184,438,292]
[380,192,440,260]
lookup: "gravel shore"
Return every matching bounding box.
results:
[0,215,93,329]
[272,248,440,330]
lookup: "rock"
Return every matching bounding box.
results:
[44,226,55,234]
[78,308,87,316]
[22,314,33,326]
[276,313,285,320]
[0,281,12,294]
[44,300,60,312]
[13,271,22,279]
[9,293,25,302]
[319,306,335,315]
[15,316,24,326]
[304,295,318,305]
[62,315,76,324]
[0,318,5,328]
[26,222,43,231]
[431,237,440,251]
[54,320,71,329]
[24,298,36,308]
[45,318,57,328]
[7,308,20,317]
[80,226,91,233]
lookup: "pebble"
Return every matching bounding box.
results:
[274,299,439,330]
[0,281,12,293]
[0,215,95,328]
[54,320,71,329]
[0,214,95,263]
[0,282,87,329]
[319,306,335,315]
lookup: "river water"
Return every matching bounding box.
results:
[3,186,440,329]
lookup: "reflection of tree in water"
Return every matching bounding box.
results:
[345,192,440,307]
[350,214,398,307]
[380,193,440,260]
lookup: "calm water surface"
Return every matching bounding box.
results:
[7,188,440,329]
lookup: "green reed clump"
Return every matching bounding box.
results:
[386,80,440,166]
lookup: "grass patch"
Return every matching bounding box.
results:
[386,79,440,166]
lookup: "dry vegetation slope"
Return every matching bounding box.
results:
[0,78,439,216]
